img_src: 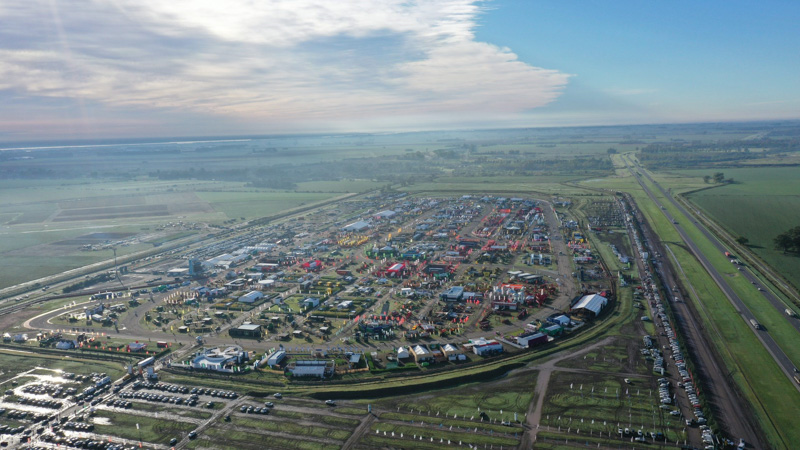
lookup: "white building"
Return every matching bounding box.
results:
[266,350,286,369]
[469,337,503,356]
[411,345,433,362]
[238,291,264,304]
[190,346,249,373]
[286,360,335,379]
[570,294,608,317]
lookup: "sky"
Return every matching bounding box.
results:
[1,0,798,141]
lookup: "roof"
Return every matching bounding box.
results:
[552,315,571,325]
[412,345,431,355]
[442,343,461,354]
[237,324,262,331]
[343,220,370,231]
[571,294,608,316]
[267,350,286,364]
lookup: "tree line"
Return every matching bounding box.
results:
[774,226,800,254]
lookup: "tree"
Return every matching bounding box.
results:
[790,226,800,251]
[735,236,749,245]
[774,232,793,254]
[607,148,618,155]
[703,175,711,184]
[712,172,725,183]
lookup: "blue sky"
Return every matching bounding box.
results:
[476,0,800,125]
[0,0,798,141]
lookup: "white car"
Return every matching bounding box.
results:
[273,393,282,399]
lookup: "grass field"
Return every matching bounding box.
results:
[407,175,595,196]
[675,167,800,290]
[0,350,127,382]
[229,415,353,441]
[612,165,800,450]
[294,179,384,193]
[637,172,800,369]
[540,371,687,442]
[365,368,536,420]
[92,409,196,444]
[194,191,337,220]
[189,426,341,450]
[368,422,520,447]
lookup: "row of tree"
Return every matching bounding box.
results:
[702,172,731,184]
[774,226,800,254]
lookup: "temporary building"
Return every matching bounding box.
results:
[570,294,608,317]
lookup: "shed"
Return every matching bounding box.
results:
[229,323,263,339]
[266,350,286,368]
[570,294,608,317]
[411,345,433,362]
[238,291,264,304]
[550,315,571,326]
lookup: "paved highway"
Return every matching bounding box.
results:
[633,158,800,337]
[619,192,763,448]
[624,155,800,390]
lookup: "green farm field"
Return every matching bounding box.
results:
[194,191,337,219]
[675,167,800,290]
[616,173,800,449]
[0,177,344,290]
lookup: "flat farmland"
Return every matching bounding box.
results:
[294,179,384,193]
[0,178,341,290]
[194,191,337,219]
[407,175,593,195]
[678,167,800,289]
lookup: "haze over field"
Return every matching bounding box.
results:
[1,0,798,141]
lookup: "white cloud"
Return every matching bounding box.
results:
[0,0,569,137]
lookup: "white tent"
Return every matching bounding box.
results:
[397,346,410,359]
[570,294,608,316]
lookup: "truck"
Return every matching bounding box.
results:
[786,308,797,317]
[749,319,761,330]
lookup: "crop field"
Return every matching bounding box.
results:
[0,178,342,290]
[406,175,594,196]
[194,191,338,220]
[635,172,800,368]
[294,179,385,193]
[617,175,800,449]
[674,167,800,289]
